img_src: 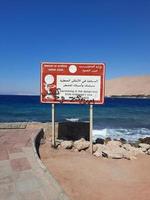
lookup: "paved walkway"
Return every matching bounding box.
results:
[0,129,69,200]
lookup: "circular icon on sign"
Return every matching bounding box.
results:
[44,75,54,84]
[69,65,77,73]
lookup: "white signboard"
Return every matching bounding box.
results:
[57,75,101,102]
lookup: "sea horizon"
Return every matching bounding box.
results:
[0,95,150,141]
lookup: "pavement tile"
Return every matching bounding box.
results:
[9,152,26,160]
[40,187,60,200]
[0,149,9,160]
[0,160,12,178]
[25,140,32,147]
[0,183,16,196]
[18,190,45,200]
[1,192,18,200]
[0,193,18,200]
[8,146,23,154]
[0,144,7,151]
[0,176,13,185]
[10,158,31,172]
[15,177,40,193]
[13,170,34,182]
[22,147,34,154]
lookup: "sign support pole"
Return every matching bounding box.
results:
[89,104,93,154]
[51,103,55,147]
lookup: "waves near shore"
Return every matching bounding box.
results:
[0,95,150,141]
[93,128,150,142]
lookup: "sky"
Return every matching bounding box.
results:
[0,0,150,95]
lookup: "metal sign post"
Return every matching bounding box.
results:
[51,104,55,147]
[89,104,93,154]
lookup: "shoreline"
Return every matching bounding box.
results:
[106,95,150,99]
[0,122,150,142]
[1,94,150,99]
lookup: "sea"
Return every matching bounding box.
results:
[0,95,150,142]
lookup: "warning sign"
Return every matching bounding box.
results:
[40,62,105,104]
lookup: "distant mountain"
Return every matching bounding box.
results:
[105,75,150,97]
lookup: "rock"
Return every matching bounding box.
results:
[140,148,147,153]
[93,141,147,160]
[103,144,128,159]
[102,147,125,159]
[93,144,106,157]
[95,142,126,159]
[104,137,111,144]
[74,148,79,152]
[133,148,144,155]
[135,143,150,153]
[120,138,127,144]
[123,144,144,156]
[123,151,137,160]
[93,150,102,157]
[93,144,98,153]
[106,140,122,147]
[138,143,150,150]
[103,143,143,159]
[93,144,105,152]
[108,152,123,159]
[94,141,126,159]
[57,144,61,149]
[129,141,140,148]
[95,138,104,144]
[74,138,90,151]
[122,143,133,151]
[61,140,73,149]
[102,152,108,158]
[147,149,150,155]
[139,137,150,144]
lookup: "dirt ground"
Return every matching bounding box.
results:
[39,140,150,200]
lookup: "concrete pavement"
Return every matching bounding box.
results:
[0,128,69,200]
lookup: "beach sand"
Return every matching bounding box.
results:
[40,140,150,200]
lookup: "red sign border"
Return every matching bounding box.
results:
[40,62,106,104]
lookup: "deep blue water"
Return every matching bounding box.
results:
[0,95,150,141]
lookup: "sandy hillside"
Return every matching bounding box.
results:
[105,75,150,97]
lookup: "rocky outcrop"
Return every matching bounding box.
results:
[139,137,150,144]
[103,141,126,159]
[104,137,111,144]
[93,144,106,157]
[74,138,90,151]
[138,143,150,153]
[106,140,122,147]
[94,141,126,159]
[58,138,150,160]
[95,138,104,144]
[147,149,150,155]
[94,140,147,160]
[61,141,73,149]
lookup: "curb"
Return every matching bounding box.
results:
[31,129,70,200]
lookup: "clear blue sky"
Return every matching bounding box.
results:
[0,0,150,94]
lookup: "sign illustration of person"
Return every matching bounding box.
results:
[44,75,56,100]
